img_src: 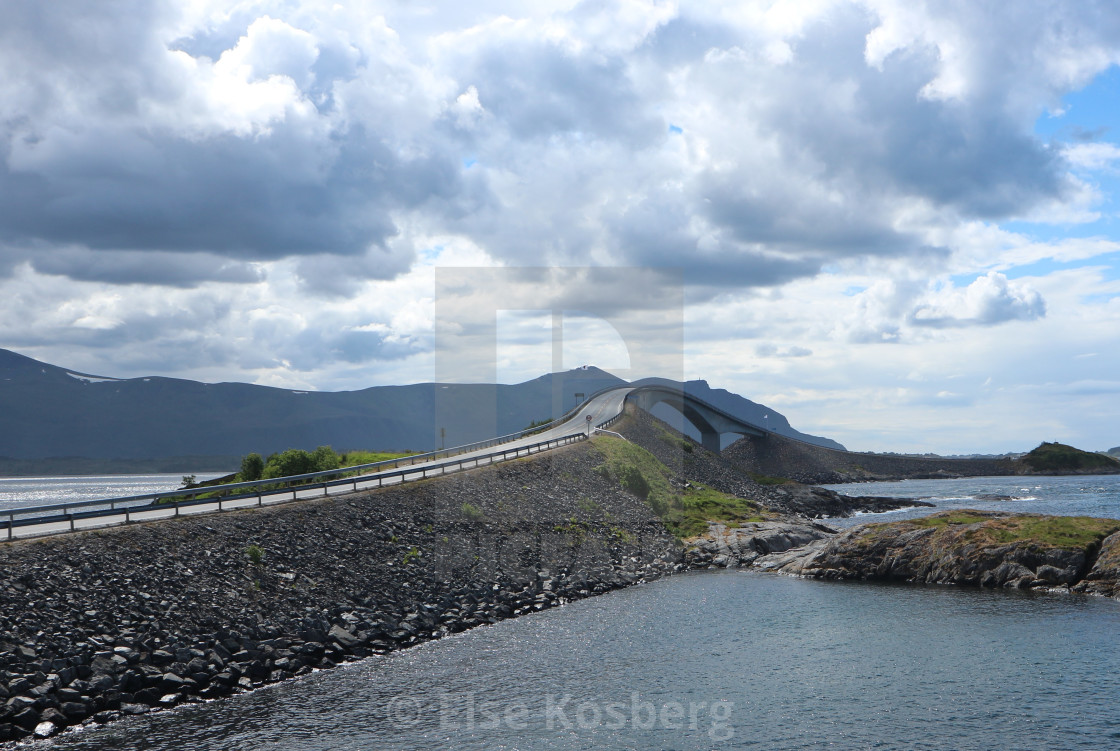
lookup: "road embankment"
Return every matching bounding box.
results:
[0,442,682,743]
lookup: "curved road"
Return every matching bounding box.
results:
[4,388,635,541]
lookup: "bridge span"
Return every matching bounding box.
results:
[625,385,768,452]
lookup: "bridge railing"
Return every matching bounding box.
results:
[0,388,625,520]
[2,432,590,541]
[1,384,641,541]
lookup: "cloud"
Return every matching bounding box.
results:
[910,272,1046,328]
[0,1,1118,453]
[1064,142,1120,170]
[756,344,813,358]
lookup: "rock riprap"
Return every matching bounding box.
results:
[0,443,683,744]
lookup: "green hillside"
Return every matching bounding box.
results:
[1019,442,1120,473]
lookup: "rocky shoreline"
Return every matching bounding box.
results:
[0,443,683,744]
[688,510,1120,599]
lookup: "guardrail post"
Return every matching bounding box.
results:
[257,493,262,507]
[69,513,75,532]
[125,507,130,524]
[7,512,12,540]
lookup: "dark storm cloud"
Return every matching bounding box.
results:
[0,1,452,284]
[0,124,431,262]
[753,5,1070,219]
[27,247,263,286]
[605,188,824,288]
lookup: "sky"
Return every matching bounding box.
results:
[2,1,1120,455]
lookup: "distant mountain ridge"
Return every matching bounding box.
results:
[0,348,842,468]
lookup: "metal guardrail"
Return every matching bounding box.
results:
[1,392,619,521]
[0,385,637,542]
[2,432,590,541]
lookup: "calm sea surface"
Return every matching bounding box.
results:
[0,474,226,511]
[17,474,1120,750]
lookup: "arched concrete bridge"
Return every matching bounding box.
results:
[624,385,768,452]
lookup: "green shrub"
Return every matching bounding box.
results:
[619,464,650,499]
[245,544,265,566]
[461,502,485,521]
[239,453,264,482]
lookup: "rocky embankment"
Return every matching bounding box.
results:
[0,443,682,743]
[754,511,1120,594]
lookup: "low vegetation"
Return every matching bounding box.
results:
[1019,441,1120,472]
[748,472,793,486]
[906,511,1119,551]
[169,446,415,502]
[245,543,265,566]
[236,446,415,483]
[460,502,485,522]
[658,427,693,453]
[592,436,769,538]
[521,418,553,435]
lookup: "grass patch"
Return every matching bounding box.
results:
[591,436,768,539]
[658,428,694,453]
[460,502,485,522]
[339,450,416,467]
[905,511,1119,551]
[909,512,992,528]
[749,472,793,486]
[985,516,1120,548]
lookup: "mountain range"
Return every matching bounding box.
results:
[0,348,842,472]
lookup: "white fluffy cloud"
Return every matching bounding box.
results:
[1,0,1119,452]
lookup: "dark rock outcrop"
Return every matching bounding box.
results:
[1073,531,1120,598]
[761,484,933,518]
[684,521,836,568]
[755,511,1119,592]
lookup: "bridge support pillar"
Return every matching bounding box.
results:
[701,431,721,453]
